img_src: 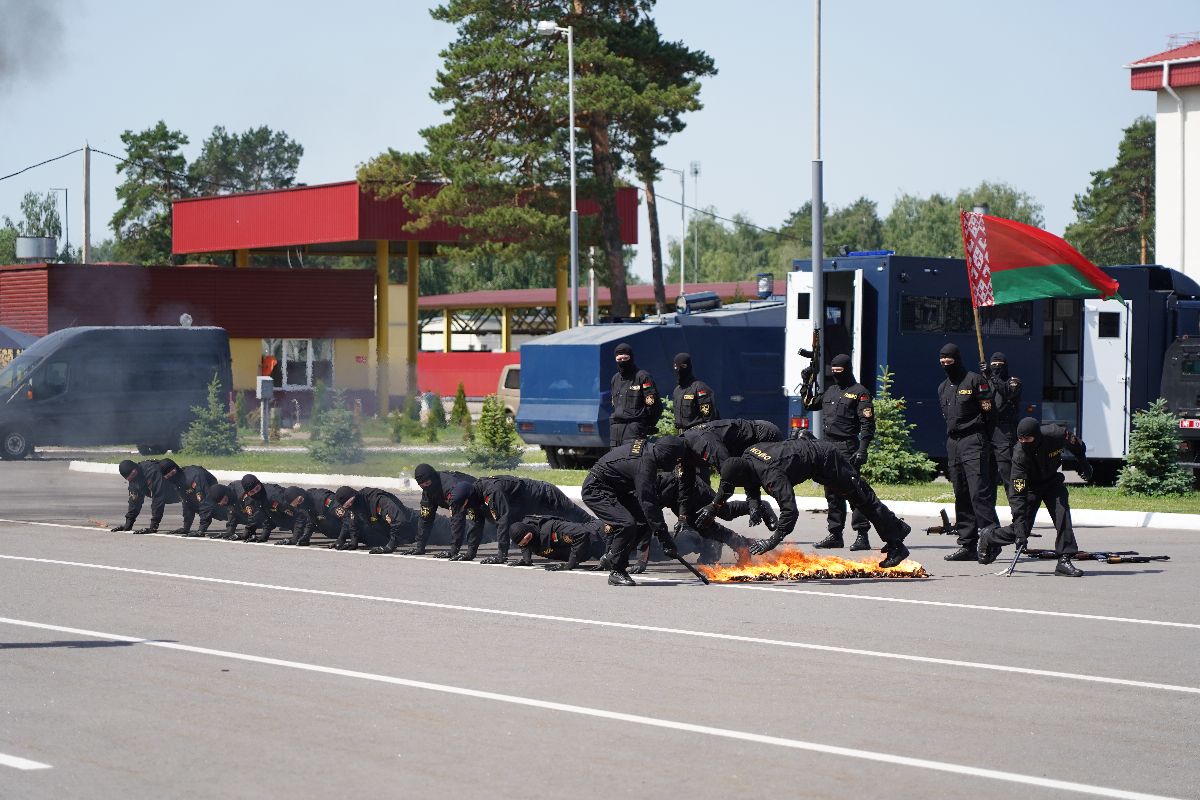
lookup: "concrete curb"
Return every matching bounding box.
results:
[69,461,1200,531]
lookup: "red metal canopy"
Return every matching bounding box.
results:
[172,181,639,255]
[1128,41,1200,91]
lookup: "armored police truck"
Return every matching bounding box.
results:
[0,326,232,459]
[785,254,1200,484]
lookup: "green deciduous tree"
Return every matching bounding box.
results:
[189,125,304,193]
[111,121,190,264]
[1117,398,1192,496]
[858,367,936,485]
[182,375,242,456]
[883,181,1043,258]
[1065,116,1155,266]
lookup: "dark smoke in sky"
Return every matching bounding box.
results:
[0,0,67,96]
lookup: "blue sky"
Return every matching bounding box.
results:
[0,0,1194,279]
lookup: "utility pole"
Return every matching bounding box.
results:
[690,161,700,283]
[82,144,91,264]
[810,0,825,437]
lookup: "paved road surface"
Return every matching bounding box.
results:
[0,461,1195,799]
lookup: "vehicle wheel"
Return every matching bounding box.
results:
[1087,460,1120,487]
[1,428,33,460]
[544,447,563,469]
[137,444,163,456]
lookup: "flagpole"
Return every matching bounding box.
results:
[971,306,986,367]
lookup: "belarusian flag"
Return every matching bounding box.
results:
[960,211,1120,307]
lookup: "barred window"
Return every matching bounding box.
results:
[900,295,1031,337]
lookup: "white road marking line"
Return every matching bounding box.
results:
[1,554,1196,697]
[0,616,1181,800]
[0,751,52,770]
[1,516,1196,630]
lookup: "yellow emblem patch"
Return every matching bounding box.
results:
[645,396,656,406]
[420,507,433,519]
[862,407,873,418]
[1013,478,1025,493]
[700,404,711,415]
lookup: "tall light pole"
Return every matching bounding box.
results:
[810,0,825,438]
[537,20,578,329]
[661,166,685,298]
[689,161,700,285]
[50,186,68,256]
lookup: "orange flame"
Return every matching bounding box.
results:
[88,518,109,529]
[701,547,928,582]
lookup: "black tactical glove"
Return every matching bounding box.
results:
[510,555,534,567]
[275,539,296,546]
[369,545,395,554]
[431,550,452,559]
[656,528,678,559]
[169,527,188,536]
[746,500,763,528]
[628,562,647,575]
[980,361,993,378]
[479,556,505,564]
[750,533,784,555]
[543,562,573,571]
[399,547,426,555]
[450,553,475,562]
[252,533,271,543]
[1078,461,1094,482]
[132,526,157,535]
[760,503,779,531]
[693,504,716,529]
[853,449,869,467]
[110,522,132,532]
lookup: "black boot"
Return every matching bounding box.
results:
[608,570,636,587]
[848,533,870,551]
[814,532,844,549]
[1055,556,1084,577]
[879,543,910,569]
[944,545,977,561]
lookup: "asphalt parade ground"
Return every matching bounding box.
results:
[1,461,1197,799]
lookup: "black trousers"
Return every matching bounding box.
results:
[814,445,907,546]
[826,437,869,536]
[610,420,655,447]
[946,430,998,547]
[495,485,593,557]
[581,475,645,571]
[990,424,1016,502]
[991,477,1079,556]
[459,508,488,557]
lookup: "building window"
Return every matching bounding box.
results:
[900,295,1032,337]
[262,339,334,389]
[1098,312,1121,338]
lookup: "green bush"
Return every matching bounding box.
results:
[428,393,448,428]
[1118,398,1194,496]
[655,396,677,436]
[183,375,242,456]
[306,389,364,464]
[450,382,471,426]
[388,405,424,443]
[425,416,439,443]
[234,392,248,428]
[858,366,937,485]
[464,393,522,469]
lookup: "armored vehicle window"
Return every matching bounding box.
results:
[1098,312,1120,338]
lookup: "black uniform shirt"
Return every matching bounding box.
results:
[292,488,341,540]
[588,438,677,530]
[988,369,1023,431]
[341,487,415,543]
[682,418,780,469]
[610,368,661,425]
[673,379,718,431]
[418,470,476,544]
[805,382,875,443]
[124,459,178,528]
[938,370,994,435]
[1010,424,1087,537]
[715,439,834,538]
[523,515,600,566]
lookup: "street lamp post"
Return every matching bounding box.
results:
[537,20,578,328]
[661,166,685,300]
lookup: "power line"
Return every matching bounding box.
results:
[0,148,83,184]
[647,187,804,242]
[90,147,241,193]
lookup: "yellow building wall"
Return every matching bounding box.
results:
[363,283,413,398]
[335,339,372,390]
[229,338,262,391]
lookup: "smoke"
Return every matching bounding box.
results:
[0,0,67,95]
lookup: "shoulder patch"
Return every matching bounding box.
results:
[958,388,972,395]
[683,394,695,400]
[861,407,873,418]
[860,393,869,402]
[843,391,857,399]
[1012,478,1026,493]
[334,507,346,518]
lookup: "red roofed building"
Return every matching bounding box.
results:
[1129,36,1200,278]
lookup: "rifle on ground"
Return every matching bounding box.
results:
[670,520,711,584]
[1004,542,1025,577]
[1023,548,1170,564]
[925,509,953,535]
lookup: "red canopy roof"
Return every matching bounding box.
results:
[418,281,763,310]
[172,181,638,255]
[1128,40,1200,91]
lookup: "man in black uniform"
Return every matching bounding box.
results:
[329,486,419,553]
[701,438,911,568]
[507,515,606,571]
[406,464,480,558]
[653,471,757,561]
[228,474,288,542]
[803,353,876,551]
[158,458,221,537]
[984,352,1022,502]
[979,418,1090,576]
[682,418,782,470]
[449,475,591,564]
[442,481,490,561]
[938,343,1000,561]
[274,487,342,546]
[582,436,686,586]
[672,352,718,431]
[203,480,268,541]
[609,342,661,446]
[110,459,180,534]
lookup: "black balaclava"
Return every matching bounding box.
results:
[673,352,694,387]
[119,459,138,480]
[989,351,1009,380]
[206,485,232,505]
[1016,417,1042,447]
[831,353,854,388]
[158,458,180,477]
[615,342,636,378]
[752,420,782,443]
[447,480,475,512]
[939,343,965,382]
[414,463,442,497]
[509,521,538,548]
[653,435,688,470]
[334,486,359,510]
[283,486,307,506]
[719,457,755,488]
[241,474,261,494]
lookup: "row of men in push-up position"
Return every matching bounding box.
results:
[108,417,921,586]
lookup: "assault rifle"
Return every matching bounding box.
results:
[797,330,822,412]
[1023,548,1170,564]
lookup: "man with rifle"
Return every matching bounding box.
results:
[979,418,1090,576]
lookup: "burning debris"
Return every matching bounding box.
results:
[700,547,929,582]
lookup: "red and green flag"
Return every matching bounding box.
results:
[959,211,1120,307]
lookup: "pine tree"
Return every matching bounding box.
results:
[428,392,448,428]
[306,390,364,464]
[858,366,936,485]
[655,396,677,436]
[450,382,471,426]
[183,375,242,456]
[1117,398,1193,495]
[465,393,522,469]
